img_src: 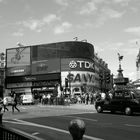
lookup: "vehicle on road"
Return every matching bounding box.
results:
[22,94,34,105]
[95,90,140,115]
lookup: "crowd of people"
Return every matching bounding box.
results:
[0,89,114,114]
[39,90,113,106]
[0,92,20,113]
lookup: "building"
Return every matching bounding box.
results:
[94,53,112,92]
[0,52,5,98]
[133,49,140,89]
[5,41,112,98]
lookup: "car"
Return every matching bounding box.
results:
[22,94,34,105]
[95,90,140,115]
[3,96,13,105]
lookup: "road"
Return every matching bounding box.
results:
[2,104,140,140]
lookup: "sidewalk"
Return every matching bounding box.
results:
[2,103,96,120]
[48,103,96,110]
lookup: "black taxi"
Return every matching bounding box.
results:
[95,90,140,115]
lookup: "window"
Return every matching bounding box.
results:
[124,92,131,99]
[114,92,123,98]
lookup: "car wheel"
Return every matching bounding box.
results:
[96,105,103,113]
[125,107,132,115]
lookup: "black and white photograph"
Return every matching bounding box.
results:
[0,0,140,140]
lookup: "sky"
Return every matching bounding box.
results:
[0,0,140,81]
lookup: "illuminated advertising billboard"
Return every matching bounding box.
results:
[61,71,95,87]
[31,41,94,61]
[31,58,60,75]
[61,58,95,72]
[6,47,30,67]
[6,47,31,76]
[6,66,30,76]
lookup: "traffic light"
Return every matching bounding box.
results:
[99,73,103,81]
[106,72,110,83]
[0,53,5,61]
[65,78,69,87]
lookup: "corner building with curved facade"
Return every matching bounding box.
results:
[5,41,98,96]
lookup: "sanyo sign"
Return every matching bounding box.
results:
[69,60,94,70]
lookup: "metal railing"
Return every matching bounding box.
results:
[0,125,37,140]
[0,113,43,140]
[0,113,86,140]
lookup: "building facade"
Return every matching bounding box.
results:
[0,53,5,98]
[133,49,140,89]
[5,41,112,97]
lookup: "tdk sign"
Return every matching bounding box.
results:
[69,60,94,70]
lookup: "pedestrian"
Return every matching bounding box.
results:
[12,93,20,113]
[109,91,113,99]
[95,91,101,101]
[90,93,94,104]
[101,92,106,100]
[68,119,86,140]
[47,94,51,105]
[85,93,89,105]
[3,97,9,112]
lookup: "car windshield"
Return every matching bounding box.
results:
[114,90,140,99]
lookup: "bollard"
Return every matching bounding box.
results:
[68,119,86,140]
[0,113,3,125]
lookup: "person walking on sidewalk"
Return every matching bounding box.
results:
[3,97,9,112]
[12,93,20,113]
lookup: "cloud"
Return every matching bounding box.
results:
[125,26,140,36]
[13,32,23,37]
[77,22,93,29]
[112,0,130,6]
[122,47,138,55]
[79,1,98,15]
[102,8,124,18]
[54,22,72,34]
[128,38,140,45]
[125,72,136,81]
[54,0,69,6]
[43,14,60,24]
[22,19,41,31]
[94,45,104,53]
[96,41,124,52]
[18,14,60,32]
[95,8,124,27]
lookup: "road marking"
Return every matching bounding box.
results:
[6,119,103,140]
[125,124,140,127]
[3,120,25,124]
[62,115,98,122]
[20,107,26,109]
[11,128,44,140]
[32,132,40,136]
